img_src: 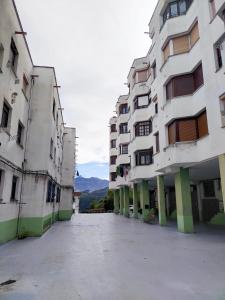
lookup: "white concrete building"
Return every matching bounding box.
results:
[110,0,225,232]
[0,0,76,243]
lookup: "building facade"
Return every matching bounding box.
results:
[0,0,76,244]
[109,0,225,233]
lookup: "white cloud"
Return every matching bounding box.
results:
[15,0,158,163]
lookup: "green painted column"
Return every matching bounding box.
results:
[113,190,120,214]
[119,187,124,215]
[157,175,167,226]
[123,186,129,218]
[175,168,194,233]
[219,154,225,212]
[140,180,149,221]
[133,183,138,219]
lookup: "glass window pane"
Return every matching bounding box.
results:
[170,2,178,17]
[179,0,187,14]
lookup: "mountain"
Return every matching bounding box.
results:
[75,176,109,192]
[79,187,109,212]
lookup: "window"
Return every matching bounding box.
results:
[151,61,157,80]
[1,101,11,128]
[168,110,208,144]
[56,113,59,126]
[46,180,52,202]
[135,121,152,137]
[54,147,56,163]
[0,170,5,200]
[10,176,18,202]
[135,149,153,166]
[110,172,117,182]
[50,139,53,159]
[110,156,117,165]
[111,139,116,148]
[119,103,128,114]
[9,39,19,74]
[215,46,223,69]
[110,124,117,133]
[56,187,61,203]
[0,43,4,73]
[52,98,56,120]
[203,181,215,197]
[163,0,193,25]
[166,63,204,100]
[209,0,216,20]
[134,94,151,110]
[119,123,128,134]
[163,22,199,63]
[214,35,225,70]
[155,103,158,114]
[155,132,160,153]
[134,67,150,84]
[120,144,128,155]
[17,121,24,146]
[22,74,29,96]
[51,183,56,202]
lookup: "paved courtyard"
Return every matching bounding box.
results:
[0,214,225,300]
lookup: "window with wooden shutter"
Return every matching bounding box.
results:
[193,64,203,90]
[173,74,195,97]
[136,69,148,83]
[168,121,177,144]
[163,42,170,62]
[197,111,208,138]
[178,119,197,141]
[173,35,189,55]
[190,22,199,47]
[155,132,160,152]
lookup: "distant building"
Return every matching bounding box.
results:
[0,0,76,244]
[109,0,225,232]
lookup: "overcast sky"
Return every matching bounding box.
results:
[15,0,157,167]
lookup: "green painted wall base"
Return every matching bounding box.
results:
[58,210,73,221]
[177,215,195,233]
[209,213,225,226]
[170,210,177,220]
[0,219,17,244]
[18,217,44,239]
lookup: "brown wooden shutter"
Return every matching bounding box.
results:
[166,79,173,100]
[137,70,148,83]
[168,121,177,144]
[173,35,189,55]
[190,22,199,47]
[178,119,197,142]
[197,111,208,138]
[163,42,170,62]
[193,64,203,90]
[173,74,195,97]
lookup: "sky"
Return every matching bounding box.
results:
[15,0,157,178]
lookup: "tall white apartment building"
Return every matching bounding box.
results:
[0,0,76,244]
[109,0,225,233]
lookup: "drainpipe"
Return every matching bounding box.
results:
[16,75,36,237]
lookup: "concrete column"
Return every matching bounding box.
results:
[133,183,138,219]
[219,154,225,212]
[119,187,124,215]
[123,186,129,218]
[113,190,119,214]
[175,168,194,233]
[140,180,149,221]
[157,176,167,226]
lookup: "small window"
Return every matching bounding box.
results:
[10,176,18,202]
[54,147,56,163]
[110,139,116,148]
[51,183,56,202]
[22,74,29,96]
[0,169,5,200]
[1,101,11,128]
[155,103,158,114]
[56,113,59,126]
[0,43,4,73]
[120,144,128,155]
[119,104,128,114]
[110,172,117,182]
[50,139,53,159]
[209,0,216,20]
[17,121,24,146]
[52,98,56,120]
[135,149,153,166]
[155,132,160,153]
[9,39,19,75]
[135,121,152,137]
[203,181,215,197]
[134,94,151,110]
[151,61,157,80]
[56,187,61,203]
[110,156,117,165]
[119,123,128,134]
[46,180,52,202]
[110,124,117,133]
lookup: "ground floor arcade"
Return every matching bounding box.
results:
[113,155,225,233]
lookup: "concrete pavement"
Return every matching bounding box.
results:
[0,214,225,300]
